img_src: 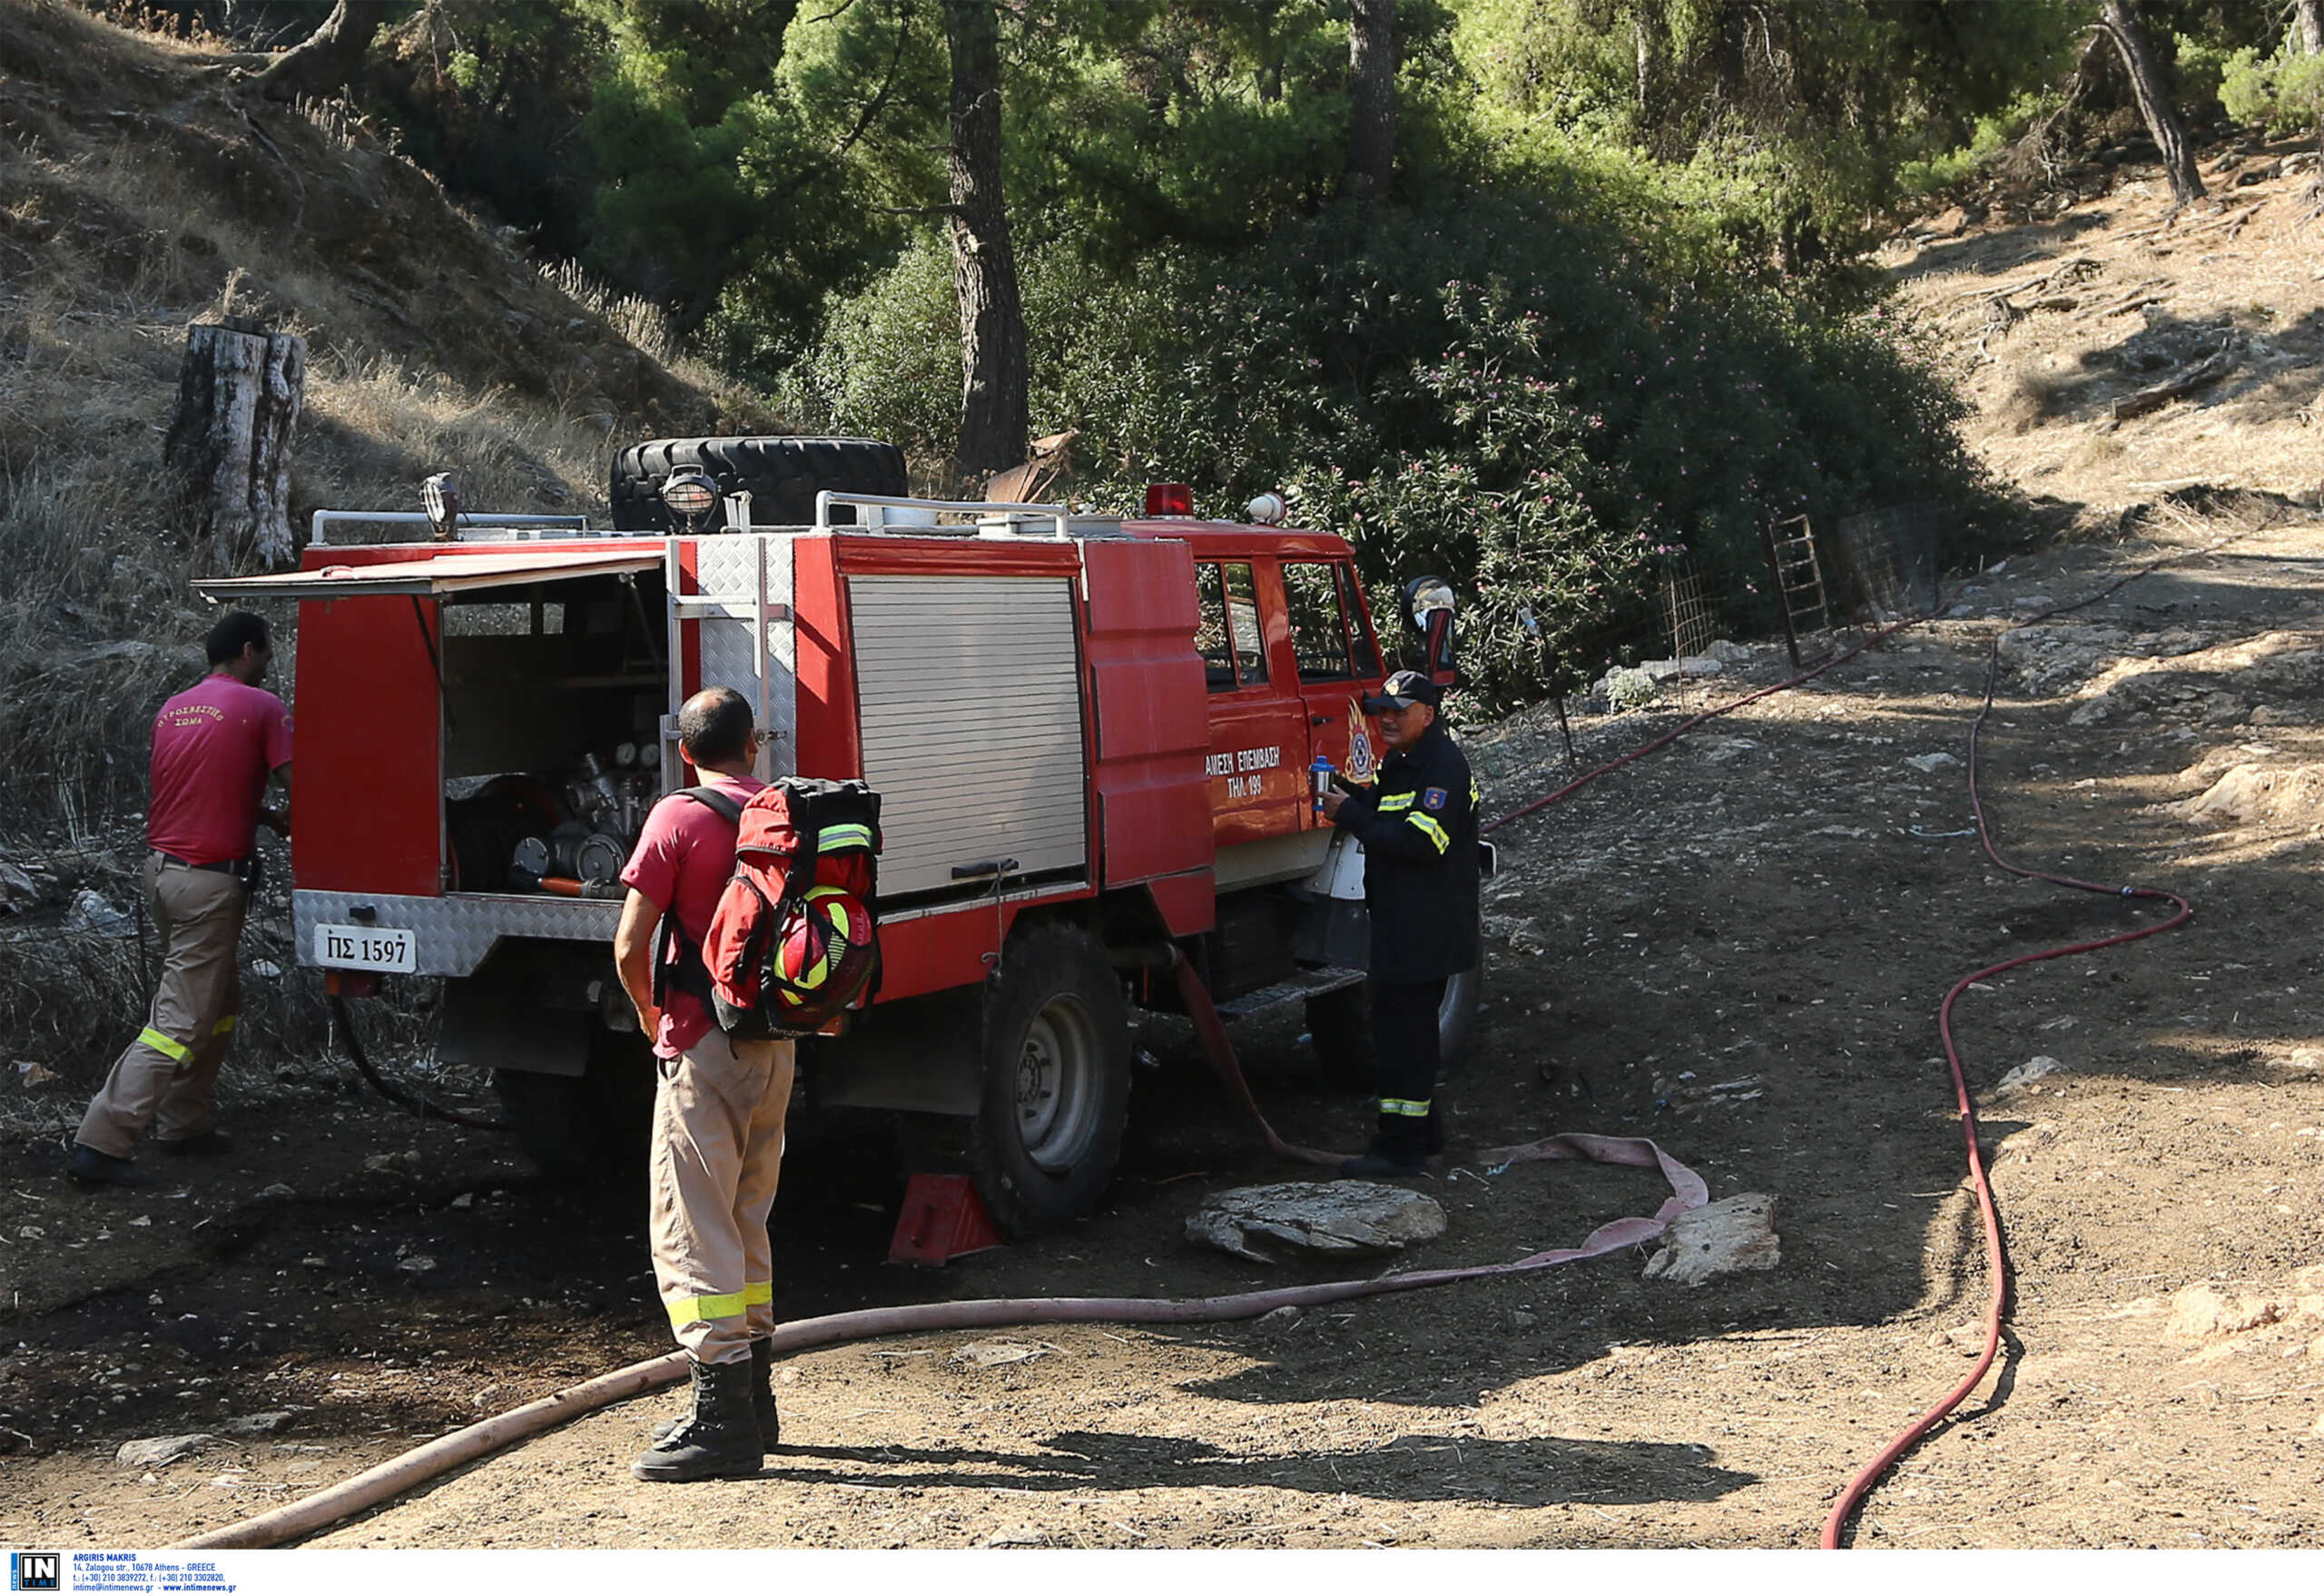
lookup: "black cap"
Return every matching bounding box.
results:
[1361,670,1443,713]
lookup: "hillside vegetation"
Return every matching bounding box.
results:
[1,0,2320,1080]
[0,0,746,1072]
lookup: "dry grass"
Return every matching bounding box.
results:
[0,0,774,1092]
[1889,135,2324,512]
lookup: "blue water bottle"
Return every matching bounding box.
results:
[1311,753,1334,813]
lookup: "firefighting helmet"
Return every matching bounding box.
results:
[773,885,875,1011]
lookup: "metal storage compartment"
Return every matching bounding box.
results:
[848,575,1087,897]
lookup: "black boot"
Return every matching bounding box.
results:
[650,1339,779,1449]
[631,1355,763,1482]
[749,1337,781,1448]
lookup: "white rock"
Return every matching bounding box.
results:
[69,889,134,940]
[1641,1194,1780,1286]
[258,1184,296,1200]
[950,1340,1049,1369]
[115,1433,216,1469]
[222,1412,292,1435]
[1905,753,1960,773]
[2163,1284,2283,1346]
[1186,1181,1447,1264]
[396,1253,437,1275]
[980,1528,1049,1548]
[1995,1056,2065,1093]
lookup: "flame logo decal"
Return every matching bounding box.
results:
[1345,698,1376,781]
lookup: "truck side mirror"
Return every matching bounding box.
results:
[1401,575,1459,685]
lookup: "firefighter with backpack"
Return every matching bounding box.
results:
[613,686,783,1482]
[613,685,883,1483]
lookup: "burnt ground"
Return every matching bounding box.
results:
[7,505,2324,1549]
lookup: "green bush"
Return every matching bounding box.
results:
[789,193,1988,711]
[2220,44,2324,134]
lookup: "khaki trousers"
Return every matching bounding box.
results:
[649,1029,793,1365]
[78,854,247,1158]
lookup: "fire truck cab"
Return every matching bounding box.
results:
[200,451,1485,1234]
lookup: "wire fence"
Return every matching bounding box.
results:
[1831,503,1945,622]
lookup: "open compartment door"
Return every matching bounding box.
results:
[192,548,662,600]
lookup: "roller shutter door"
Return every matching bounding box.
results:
[849,576,1087,896]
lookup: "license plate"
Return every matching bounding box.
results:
[315,923,417,974]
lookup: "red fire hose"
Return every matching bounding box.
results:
[185,536,2238,1550]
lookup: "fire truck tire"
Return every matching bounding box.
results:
[1305,941,1484,1089]
[493,1025,655,1179]
[608,437,908,531]
[970,924,1131,1236]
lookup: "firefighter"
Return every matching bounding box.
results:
[67,612,290,1189]
[612,685,787,1483]
[1320,669,1479,1177]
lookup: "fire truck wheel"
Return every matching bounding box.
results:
[970,924,1131,1236]
[608,437,908,531]
[492,1024,655,1179]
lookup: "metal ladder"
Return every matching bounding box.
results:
[1762,515,1833,668]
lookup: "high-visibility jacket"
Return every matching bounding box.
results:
[1330,719,1479,982]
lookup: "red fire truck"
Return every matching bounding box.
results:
[200,438,1487,1234]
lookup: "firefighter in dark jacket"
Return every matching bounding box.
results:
[1320,669,1479,1177]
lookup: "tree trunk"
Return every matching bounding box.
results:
[165,322,306,573]
[1343,0,1398,202]
[247,0,392,103]
[2298,0,2324,56]
[2098,0,2206,206]
[945,0,1029,487]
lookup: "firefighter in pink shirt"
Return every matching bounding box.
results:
[69,612,291,1188]
[613,685,788,1482]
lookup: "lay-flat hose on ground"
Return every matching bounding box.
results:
[189,537,2244,1551]
[173,613,1938,1552]
[177,1128,1704,1550]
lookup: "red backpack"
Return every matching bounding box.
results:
[701,778,883,1039]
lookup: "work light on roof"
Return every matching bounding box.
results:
[661,469,722,532]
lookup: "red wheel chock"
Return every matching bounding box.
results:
[887,1174,1005,1266]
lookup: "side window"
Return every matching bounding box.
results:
[1223,562,1268,685]
[1196,561,1269,690]
[1284,561,1354,682]
[1338,564,1385,678]
[1196,563,1236,690]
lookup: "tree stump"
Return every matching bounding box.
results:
[164,320,305,572]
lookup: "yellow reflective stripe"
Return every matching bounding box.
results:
[1376,792,1415,812]
[1379,1098,1432,1118]
[1406,813,1451,852]
[212,1015,237,1037]
[1469,778,1481,804]
[666,1290,752,1330]
[817,823,873,852]
[138,1027,192,1064]
[743,1281,772,1308]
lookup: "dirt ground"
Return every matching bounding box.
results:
[7,500,2324,1550]
[1885,135,2324,509]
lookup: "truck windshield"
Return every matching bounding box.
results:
[1283,561,1355,682]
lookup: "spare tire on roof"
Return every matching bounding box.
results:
[609,436,908,531]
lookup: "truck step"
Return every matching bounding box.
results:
[1213,966,1367,1020]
